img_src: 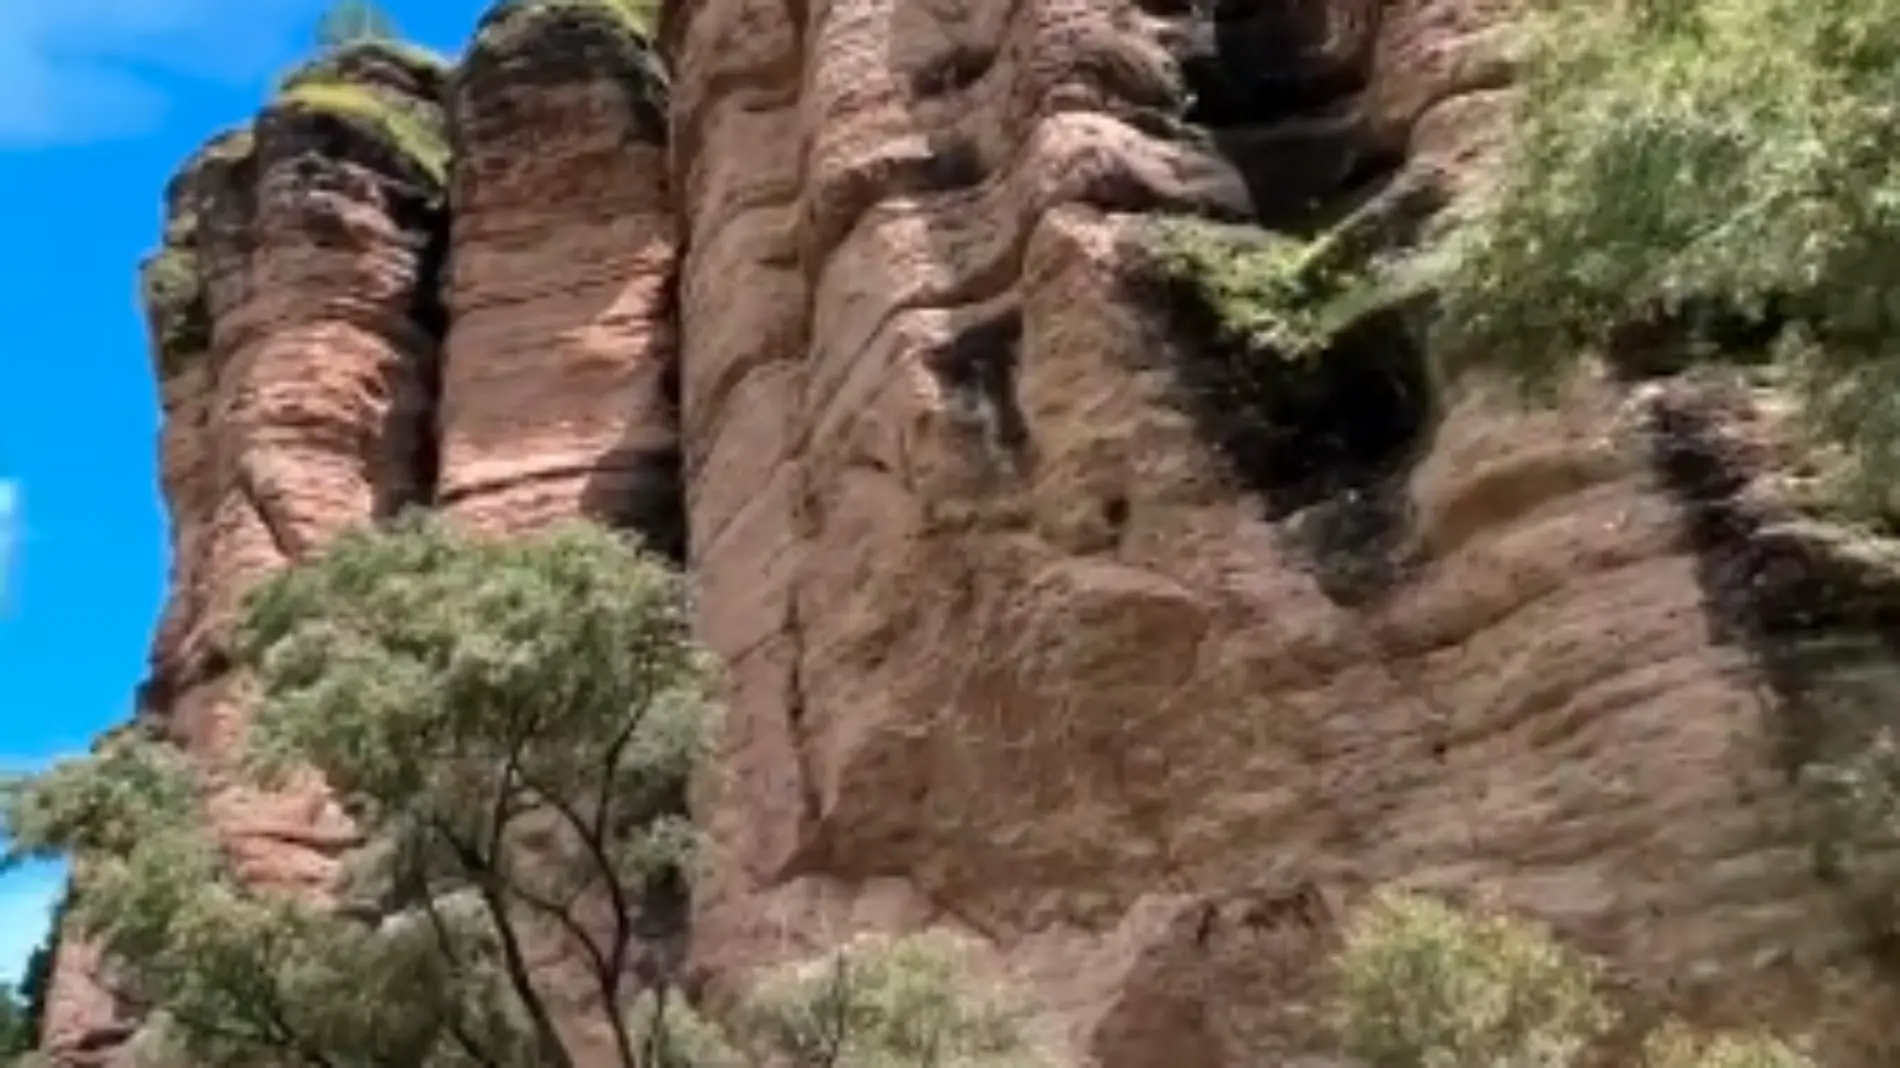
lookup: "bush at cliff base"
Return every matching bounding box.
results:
[1434,0,1900,512]
[1330,887,1817,1068]
[0,516,718,1068]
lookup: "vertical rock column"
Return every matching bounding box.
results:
[437,1,680,551]
[36,47,451,1067]
[434,6,679,1058]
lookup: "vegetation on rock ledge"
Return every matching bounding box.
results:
[275,79,452,185]
[1149,218,1377,361]
[1433,0,1900,513]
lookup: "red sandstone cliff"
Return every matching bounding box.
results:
[36,0,1900,1064]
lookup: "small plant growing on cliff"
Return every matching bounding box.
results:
[1331,887,1614,1067]
[2,516,720,1068]
[1150,217,1373,360]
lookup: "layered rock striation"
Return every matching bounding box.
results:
[39,0,1900,1064]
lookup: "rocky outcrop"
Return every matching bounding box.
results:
[39,0,1900,1064]
[40,44,453,1065]
[437,1,681,549]
[437,6,682,1059]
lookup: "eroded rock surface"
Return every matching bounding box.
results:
[669,0,1900,1063]
[437,2,682,549]
[40,51,450,1066]
[42,0,1900,1064]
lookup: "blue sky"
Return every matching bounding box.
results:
[0,0,485,985]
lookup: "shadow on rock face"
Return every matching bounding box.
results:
[1647,382,1900,972]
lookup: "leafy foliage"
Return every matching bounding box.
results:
[1332,887,1614,1068]
[733,930,1048,1068]
[3,516,719,1068]
[1149,218,1380,360]
[1641,1021,1819,1068]
[1330,888,1821,1068]
[1433,0,1900,510]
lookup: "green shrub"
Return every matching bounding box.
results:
[736,930,1048,1068]
[138,246,208,376]
[1330,888,1831,1068]
[1331,888,1613,1068]
[1642,1021,1818,1068]
[1149,217,1381,360]
[1433,0,1900,511]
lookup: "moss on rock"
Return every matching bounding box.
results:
[275,79,452,186]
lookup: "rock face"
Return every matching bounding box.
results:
[40,48,453,1066]
[39,0,1900,1064]
[666,0,1898,1062]
[437,2,680,547]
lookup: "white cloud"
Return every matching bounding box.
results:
[0,0,327,146]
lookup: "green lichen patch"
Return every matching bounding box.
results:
[276,79,452,186]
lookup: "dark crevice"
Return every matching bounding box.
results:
[911,44,995,99]
[1171,0,1386,227]
[920,134,988,193]
[1607,296,1791,381]
[406,217,451,510]
[1146,268,1429,521]
[924,310,1031,461]
[1177,0,1378,131]
[1647,389,1900,775]
[587,448,688,566]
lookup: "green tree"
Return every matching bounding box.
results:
[315,0,398,49]
[2,516,718,1068]
[1432,0,1900,512]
